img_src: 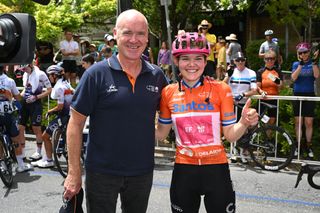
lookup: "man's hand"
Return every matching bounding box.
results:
[240,99,259,127]
[26,95,37,103]
[63,173,82,201]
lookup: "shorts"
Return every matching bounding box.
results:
[19,100,43,126]
[0,113,19,137]
[170,163,235,213]
[62,60,78,73]
[44,115,69,136]
[259,99,278,118]
[292,93,316,117]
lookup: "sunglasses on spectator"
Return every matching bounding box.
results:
[298,51,309,55]
[264,57,275,61]
[235,58,246,62]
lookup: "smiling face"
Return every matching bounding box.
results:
[174,54,207,87]
[298,50,310,62]
[114,10,149,62]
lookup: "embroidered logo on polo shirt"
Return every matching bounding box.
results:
[146,85,159,93]
[107,84,118,92]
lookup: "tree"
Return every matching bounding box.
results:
[265,0,320,42]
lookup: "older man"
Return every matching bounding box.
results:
[63,9,167,213]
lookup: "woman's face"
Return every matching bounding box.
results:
[264,54,276,67]
[298,50,310,61]
[175,54,206,86]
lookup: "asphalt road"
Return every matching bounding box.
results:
[0,141,319,213]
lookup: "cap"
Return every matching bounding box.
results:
[264,30,273,36]
[106,35,115,42]
[89,43,96,48]
[235,52,245,60]
[226,33,238,41]
[104,33,110,39]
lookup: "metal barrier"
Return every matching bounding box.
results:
[155,94,320,165]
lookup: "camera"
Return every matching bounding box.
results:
[0,13,36,65]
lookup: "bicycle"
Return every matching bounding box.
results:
[295,163,320,190]
[51,114,88,178]
[0,125,18,187]
[233,101,296,171]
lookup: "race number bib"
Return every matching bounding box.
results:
[0,101,17,113]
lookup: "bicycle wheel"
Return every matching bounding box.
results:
[52,128,68,178]
[0,137,13,187]
[308,170,320,190]
[248,125,295,171]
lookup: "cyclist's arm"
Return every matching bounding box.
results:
[64,108,87,199]
[48,103,63,114]
[156,123,172,141]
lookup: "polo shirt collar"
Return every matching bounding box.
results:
[107,55,155,74]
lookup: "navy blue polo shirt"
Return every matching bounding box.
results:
[71,55,168,176]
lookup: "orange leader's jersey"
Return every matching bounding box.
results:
[158,79,236,165]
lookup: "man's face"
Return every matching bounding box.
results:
[114,14,148,61]
[65,32,73,41]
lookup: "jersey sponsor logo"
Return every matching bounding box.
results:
[146,85,159,93]
[173,101,214,112]
[197,148,223,157]
[107,84,118,93]
[224,112,235,117]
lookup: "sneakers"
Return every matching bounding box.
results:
[294,148,299,157]
[32,159,54,168]
[308,148,314,158]
[16,163,33,173]
[29,152,42,161]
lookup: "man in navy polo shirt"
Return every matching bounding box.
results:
[63,9,168,213]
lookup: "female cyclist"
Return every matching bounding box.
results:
[156,32,259,213]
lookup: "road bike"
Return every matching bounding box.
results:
[295,163,320,190]
[51,115,88,178]
[234,101,295,171]
[0,125,17,187]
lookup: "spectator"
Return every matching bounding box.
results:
[88,44,99,62]
[199,19,217,78]
[256,50,283,126]
[291,42,319,158]
[216,37,227,80]
[103,46,113,60]
[60,30,80,87]
[224,52,257,163]
[81,54,95,70]
[73,34,84,83]
[63,9,167,213]
[18,62,52,162]
[259,30,283,68]
[142,45,154,64]
[226,33,242,66]
[157,41,171,77]
[35,41,54,72]
[156,31,258,213]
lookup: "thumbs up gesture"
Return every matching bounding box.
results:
[240,98,259,127]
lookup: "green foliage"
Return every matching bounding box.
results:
[245,39,265,71]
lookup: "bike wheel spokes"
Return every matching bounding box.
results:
[249,126,295,171]
[0,139,13,187]
[52,129,68,178]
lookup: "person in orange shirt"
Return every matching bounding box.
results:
[256,50,283,126]
[156,32,259,213]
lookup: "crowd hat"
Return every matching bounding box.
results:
[226,33,238,41]
[89,43,96,48]
[104,33,110,39]
[235,52,245,60]
[106,35,115,42]
[296,42,311,52]
[264,30,273,36]
[200,20,212,29]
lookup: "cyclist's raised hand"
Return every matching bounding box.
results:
[240,98,259,127]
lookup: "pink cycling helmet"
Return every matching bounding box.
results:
[172,32,210,57]
[296,42,311,52]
